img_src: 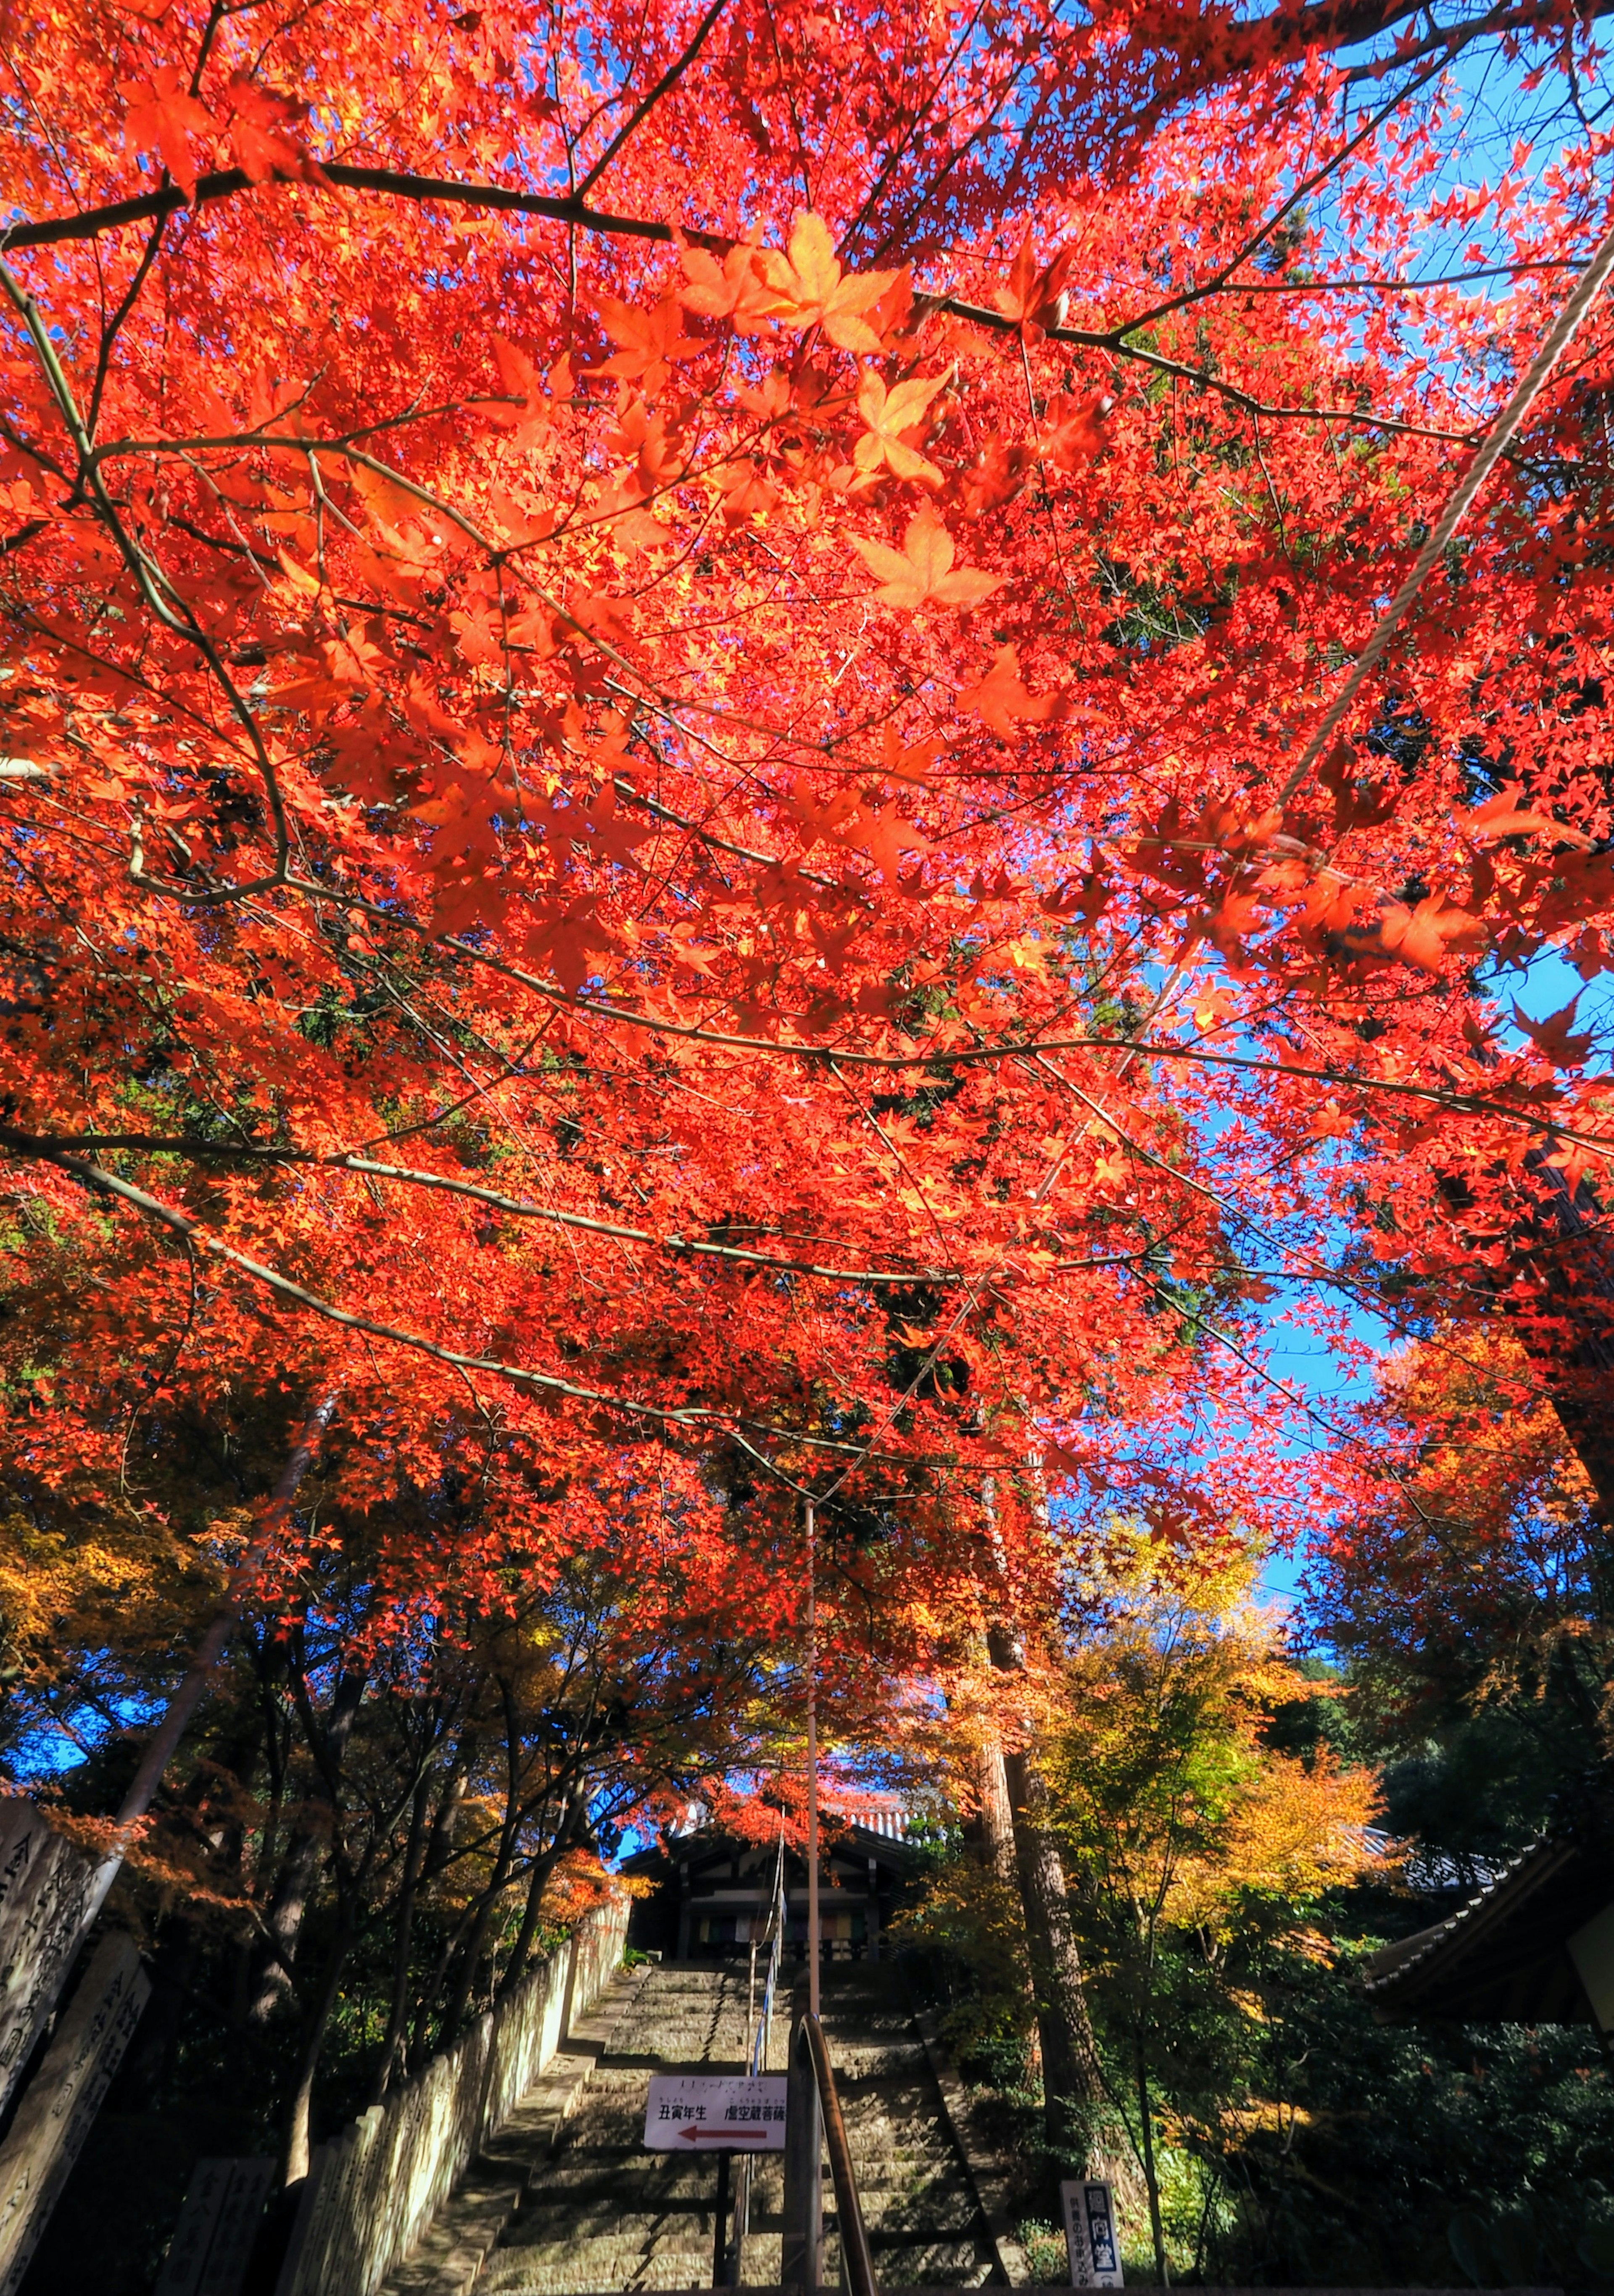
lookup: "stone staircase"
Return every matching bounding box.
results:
[382,1962,1003,2295]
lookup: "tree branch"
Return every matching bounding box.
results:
[0,1130,967,1464]
[574,0,730,199]
[0,162,684,256]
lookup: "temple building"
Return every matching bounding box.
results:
[620,1806,920,1964]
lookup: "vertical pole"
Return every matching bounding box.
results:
[784,1496,825,2295]
[712,2148,732,2290]
[805,1498,820,2022]
[781,2008,823,2295]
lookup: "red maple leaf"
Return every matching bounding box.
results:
[120,66,216,197]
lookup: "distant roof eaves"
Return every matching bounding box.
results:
[1359,1836,1574,1998]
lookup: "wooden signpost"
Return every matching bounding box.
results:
[1062,2179,1124,2288]
[0,1930,151,2294]
[644,2072,789,2289]
[156,2157,277,2296]
[0,1801,118,2122]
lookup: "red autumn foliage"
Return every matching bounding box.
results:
[3,0,1614,1793]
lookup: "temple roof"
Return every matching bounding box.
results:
[619,1814,923,1880]
[1361,1828,1614,2027]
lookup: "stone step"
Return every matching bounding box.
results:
[478,2255,714,2294]
[821,2234,995,2288]
[496,2232,712,2264]
[504,2208,721,2244]
[416,1962,1006,2296]
[512,2162,736,2196]
[854,2184,981,2236]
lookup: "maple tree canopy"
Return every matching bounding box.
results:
[5,0,1614,1728]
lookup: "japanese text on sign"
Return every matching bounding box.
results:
[642,2074,788,2151]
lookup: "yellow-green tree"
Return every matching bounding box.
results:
[1041,1541,1380,2281]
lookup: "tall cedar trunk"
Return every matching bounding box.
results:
[984,1622,1105,2123]
[997,1711,1145,2215]
[982,1539,1140,2212]
[975,1735,1019,1893]
[971,1716,1039,2041]
[998,1736,1106,2120]
[247,1662,367,2024]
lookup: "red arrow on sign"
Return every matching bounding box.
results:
[678,2124,773,2144]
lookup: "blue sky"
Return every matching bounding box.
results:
[1234,32,1614,1613]
[1253,941,1614,1616]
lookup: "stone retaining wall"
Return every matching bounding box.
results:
[276,1896,628,2296]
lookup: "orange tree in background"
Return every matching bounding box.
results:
[5,0,1614,1862]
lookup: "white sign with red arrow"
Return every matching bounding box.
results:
[643,2073,789,2151]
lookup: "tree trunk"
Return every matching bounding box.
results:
[497,1839,564,2001]
[439,1866,506,2046]
[998,1735,1106,2123]
[282,1915,355,2187]
[369,1772,431,2103]
[979,1479,1140,2214]
[247,1661,368,2024]
[981,1617,1109,2150]
[975,1735,1019,1895]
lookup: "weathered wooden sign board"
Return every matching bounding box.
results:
[156,2156,277,2296]
[0,1801,119,2121]
[0,1929,151,2293]
[643,2073,788,2150]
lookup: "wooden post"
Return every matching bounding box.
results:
[712,2147,732,2288]
[675,1861,692,1962]
[780,2009,822,2296]
[0,1807,114,2121]
[805,1499,820,2020]
[0,1931,151,2293]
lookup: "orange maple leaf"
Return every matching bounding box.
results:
[1038,387,1113,469]
[755,213,897,353]
[120,66,216,198]
[880,723,941,783]
[958,644,1062,737]
[853,371,947,485]
[851,511,1003,610]
[482,335,567,448]
[1378,892,1486,974]
[840,799,930,886]
[593,295,703,394]
[1462,781,1595,849]
[678,241,781,336]
[993,229,1075,333]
